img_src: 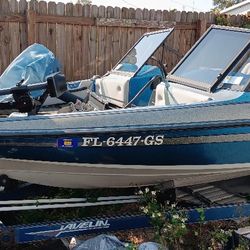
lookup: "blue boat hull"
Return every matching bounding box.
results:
[1,121,250,165]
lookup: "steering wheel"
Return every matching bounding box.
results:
[149,56,167,77]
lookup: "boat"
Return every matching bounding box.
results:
[0,25,249,189]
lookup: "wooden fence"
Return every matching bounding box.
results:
[0,0,248,80]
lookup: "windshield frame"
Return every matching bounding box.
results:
[111,28,174,77]
[217,43,250,92]
[167,25,250,92]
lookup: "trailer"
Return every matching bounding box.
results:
[0,176,250,248]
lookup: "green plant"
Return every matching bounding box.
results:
[193,207,208,250]
[125,242,138,250]
[196,207,205,222]
[215,15,231,26]
[209,228,232,250]
[235,237,250,250]
[242,19,250,29]
[139,188,187,250]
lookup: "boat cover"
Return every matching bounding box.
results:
[0,43,60,102]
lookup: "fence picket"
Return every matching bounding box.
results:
[111,6,120,69]
[18,0,28,51]
[9,0,20,61]
[37,1,47,46]
[56,2,65,74]
[0,0,11,73]
[65,3,74,79]
[47,2,56,55]
[82,4,91,78]
[89,5,98,76]
[72,4,83,79]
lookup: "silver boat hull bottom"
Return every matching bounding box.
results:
[0,158,250,189]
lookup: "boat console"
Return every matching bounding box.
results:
[154,82,212,106]
[92,29,171,108]
[94,65,163,108]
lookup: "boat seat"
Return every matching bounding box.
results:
[155,82,211,106]
[94,73,131,108]
[154,82,170,106]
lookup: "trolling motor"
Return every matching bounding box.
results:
[0,73,67,114]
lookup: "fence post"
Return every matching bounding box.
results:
[196,19,207,40]
[26,9,36,45]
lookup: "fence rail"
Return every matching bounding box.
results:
[0,0,248,80]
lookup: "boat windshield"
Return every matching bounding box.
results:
[218,49,250,91]
[113,29,173,75]
[169,27,250,92]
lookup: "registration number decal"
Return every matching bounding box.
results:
[81,135,164,147]
[58,135,165,148]
[57,138,79,148]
